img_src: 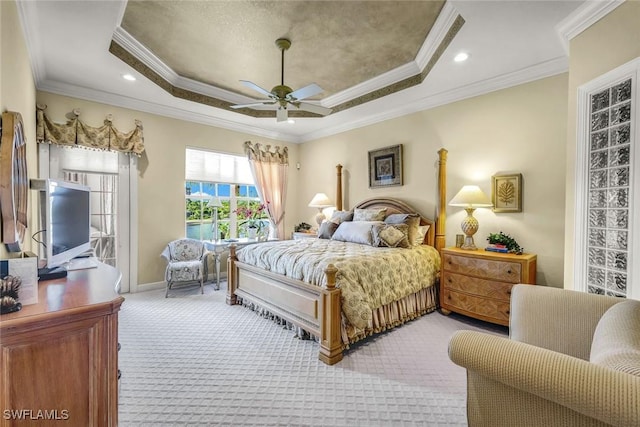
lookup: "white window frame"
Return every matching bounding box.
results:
[574,57,640,299]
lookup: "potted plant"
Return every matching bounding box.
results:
[486,231,523,254]
[234,201,269,239]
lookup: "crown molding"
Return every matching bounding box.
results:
[37,80,298,143]
[299,56,569,143]
[16,0,46,85]
[324,2,460,107]
[556,0,624,54]
[112,27,248,104]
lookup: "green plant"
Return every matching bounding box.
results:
[487,231,523,254]
[294,222,312,232]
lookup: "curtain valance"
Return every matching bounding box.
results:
[36,104,145,156]
[244,141,288,165]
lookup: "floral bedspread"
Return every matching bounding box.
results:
[236,239,441,329]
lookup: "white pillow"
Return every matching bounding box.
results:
[414,225,430,246]
[331,221,383,246]
[353,208,387,222]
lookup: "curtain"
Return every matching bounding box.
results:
[36,104,145,156]
[244,141,288,239]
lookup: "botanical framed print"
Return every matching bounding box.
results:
[368,144,403,188]
[492,173,522,213]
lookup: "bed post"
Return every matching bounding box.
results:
[336,164,343,211]
[435,149,447,254]
[226,244,238,305]
[319,263,343,365]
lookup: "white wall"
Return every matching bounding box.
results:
[299,75,568,286]
[0,0,37,259]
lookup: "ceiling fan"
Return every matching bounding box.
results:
[231,38,332,122]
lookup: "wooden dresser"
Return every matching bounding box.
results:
[440,247,536,325]
[0,263,123,426]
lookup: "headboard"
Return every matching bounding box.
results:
[334,149,447,252]
[353,198,436,247]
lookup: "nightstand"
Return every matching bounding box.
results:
[291,232,318,240]
[440,247,537,326]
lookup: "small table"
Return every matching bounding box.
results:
[204,238,265,290]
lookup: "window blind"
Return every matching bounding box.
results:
[185,148,253,184]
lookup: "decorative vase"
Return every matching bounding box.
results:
[248,227,257,239]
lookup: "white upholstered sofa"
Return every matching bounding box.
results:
[448,284,640,427]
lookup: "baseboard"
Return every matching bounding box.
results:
[135,281,165,293]
[134,273,228,294]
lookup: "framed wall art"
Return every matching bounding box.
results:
[492,173,523,213]
[368,144,403,188]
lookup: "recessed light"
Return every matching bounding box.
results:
[287,119,295,124]
[122,73,136,81]
[454,52,469,63]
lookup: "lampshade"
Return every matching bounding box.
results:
[449,185,492,208]
[207,197,223,208]
[449,185,492,251]
[308,193,333,208]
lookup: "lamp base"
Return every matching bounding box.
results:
[315,210,326,229]
[461,236,478,250]
[460,208,479,250]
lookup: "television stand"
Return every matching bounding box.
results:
[38,265,67,281]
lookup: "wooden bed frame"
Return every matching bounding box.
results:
[226,149,448,365]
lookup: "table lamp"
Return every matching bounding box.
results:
[449,185,492,250]
[308,193,333,229]
[207,197,223,241]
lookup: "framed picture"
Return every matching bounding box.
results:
[368,144,403,188]
[492,173,523,213]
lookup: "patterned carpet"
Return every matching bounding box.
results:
[118,282,507,426]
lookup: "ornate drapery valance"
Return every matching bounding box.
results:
[244,141,288,165]
[36,105,145,156]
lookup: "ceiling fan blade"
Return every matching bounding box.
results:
[295,102,332,116]
[240,80,274,98]
[230,101,275,109]
[287,83,323,101]
[276,108,288,122]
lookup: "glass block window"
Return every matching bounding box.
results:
[586,79,632,297]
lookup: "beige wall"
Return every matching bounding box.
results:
[299,74,568,286]
[0,0,37,259]
[564,1,640,289]
[35,92,298,285]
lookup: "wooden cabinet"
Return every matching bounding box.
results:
[0,263,123,426]
[440,247,536,326]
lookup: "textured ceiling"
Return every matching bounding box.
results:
[119,0,445,101]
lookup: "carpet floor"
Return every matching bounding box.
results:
[118,282,507,426]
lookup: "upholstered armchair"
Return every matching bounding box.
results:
[161,238,207,298]
[449,284,640,427]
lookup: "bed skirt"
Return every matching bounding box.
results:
[239,284,439,348]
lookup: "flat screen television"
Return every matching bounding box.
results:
[40,179,92,269]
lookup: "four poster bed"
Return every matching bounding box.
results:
[226,149,448,364]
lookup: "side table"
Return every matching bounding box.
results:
[204,238,270,290]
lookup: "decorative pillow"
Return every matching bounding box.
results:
[330,210,354,224]
[414,225,430,246]
[372,224,410,248]
[331,221,383,246]
[590,300,640,377]
[318,221,339,239]
[353,207,387,222]
[385,213,420,246]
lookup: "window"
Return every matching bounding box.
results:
[185,148,269,240]
[574,59,640,300]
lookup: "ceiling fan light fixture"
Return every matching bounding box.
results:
[231,38,332,122]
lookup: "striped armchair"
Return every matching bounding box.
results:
[448,284,640,427]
